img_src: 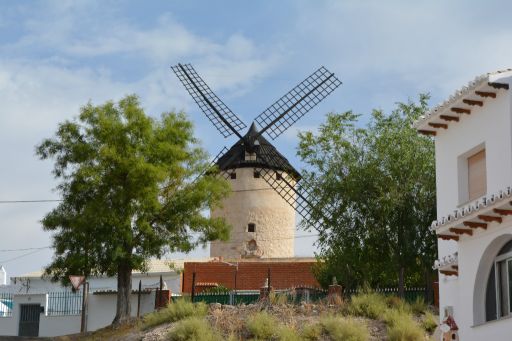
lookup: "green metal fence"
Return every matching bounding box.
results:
[188,287,429,306]
[192,292,230,304]
[233,293,259,305]
[0,293,13,317]
[344,287,430,304]
[191,288,327,305]
[47,291,83,316]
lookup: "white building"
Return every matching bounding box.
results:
[7,258,184,294]
[0,266,6,286]
[0,258,188,337]
[414,69,512,340]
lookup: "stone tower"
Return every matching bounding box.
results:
[210,123,299,259]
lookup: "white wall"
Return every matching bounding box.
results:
[10,272,181,294]
[0,291,156,337]
[433,73,512,340]
[446,220,512,341]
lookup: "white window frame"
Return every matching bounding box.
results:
[494,251,512,318]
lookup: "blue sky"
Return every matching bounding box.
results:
[1,0,512,278]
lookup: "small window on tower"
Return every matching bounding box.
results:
[276,172,282,180]
[248,223,256,233]
[245,151,257,161]
[254,171,260,178]
[230,172,236,180]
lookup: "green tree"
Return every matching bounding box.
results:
[298,95,436,296]
[36,95,230,324]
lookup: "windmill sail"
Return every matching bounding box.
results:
[254,66,342,140]
[171,63,246,138]
[255,145,335,228]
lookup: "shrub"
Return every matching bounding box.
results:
[246,312,278,339]
[276,325,302,341]
[142,299,207,329]
[421,311,438,333]
[383,309,413,327]
[348,293,387,319]
[387,317,424,341]
[167,317,222,341]
[385,295,403,309]
[410,297,427,315]
[320,316,369,341]
[301,323,322,341]
[385,296,411,313]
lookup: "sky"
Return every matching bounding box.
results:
[1,0,512,279]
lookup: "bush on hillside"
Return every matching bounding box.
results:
[276,325,302,341]
[167,317,222,341]
[301,323,323,340]
[410,297,428,315]
[142,299,207,329]
[348,293,387,319]
[246,312,278,339]
[386,316,424,341]
[421,311,438,333]
[320,316,369,341]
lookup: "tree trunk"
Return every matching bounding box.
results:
[398,267,405,298]
[113,261,132,325]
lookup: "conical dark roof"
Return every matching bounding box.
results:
[216,123,301,179]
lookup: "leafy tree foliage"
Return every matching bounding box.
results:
[298,95,436,294]
[36,95,230,323]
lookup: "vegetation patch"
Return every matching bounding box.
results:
[348,292,387,319]
[385,311,425,341]
[167,317,223,341]
[142,299,207,329]
[319,316,370,341]
[301,322,323,341]
[421,311,438,333]
[246,311,279,339]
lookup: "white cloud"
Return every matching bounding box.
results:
[292,0,512,106]
[0,1,290,277]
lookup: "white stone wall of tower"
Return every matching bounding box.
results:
[210,167,296,259]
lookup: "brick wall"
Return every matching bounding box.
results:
[182,260,320,293]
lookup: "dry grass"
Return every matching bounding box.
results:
[167,317,223,341]
[319,316,370,341]
[246,311,279,339]
[54,293,437,341]
[348,293,388,319]
[421,311,438,333]
[142,299,207,330]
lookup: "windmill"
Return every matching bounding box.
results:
[171,63,341,259]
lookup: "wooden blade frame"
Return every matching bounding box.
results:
[255,146,335,228]
[254,66,342,140]
[171,64,246,139]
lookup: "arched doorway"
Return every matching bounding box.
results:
[473,234,512,325]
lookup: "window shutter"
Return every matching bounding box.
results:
[468,149,486,200]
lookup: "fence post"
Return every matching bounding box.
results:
[234,265,238,305]
[191,272,196,302]
[80,281,89,333]
[159,275,164,307]
[267,268,271,292]
[137,280,142,318]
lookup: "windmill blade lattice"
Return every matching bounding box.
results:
[254,66,342,140]
[202,146,233,181]
[255,146,335,228]
[171,64,247,138]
